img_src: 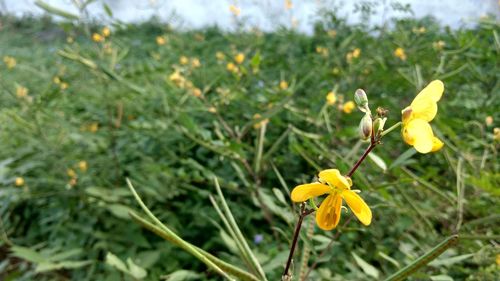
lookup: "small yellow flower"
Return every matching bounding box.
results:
[92,33,104,42]
[234,53,245,64]
[253,113,269,129]
[216,51,226,61]
[485,116,493,126]
[327,29,337,38]
[15,177,25,187]
[169,70,186,87]
[284,0,293,10]
[191,57,201,68]
[229,4,241,16]
[412,26,426,34]
[78,161,88,172]
[191,88,202,97]
[3,56,16,69]
[16,86,29,98]
[316,46,328,57]
[179,56,189,65]
[433,40,446,50]
[60,82,69,90]
[53,76,61,84]
[494,128,500,141]
[496,254,500,266]
[326,91,337,106]
[279,80,289,90]
[394,47,407,61]
[352,48,361,58]
[401,80,445,154]
[88,122,99,133]
[67,168,77,178]
[156,36,166,45]
[226,62,237,73]
[66,36,74,44]
[208,106,217,113]
[342,101,356,114]
[291,169,371,230]
[102,27,111,37]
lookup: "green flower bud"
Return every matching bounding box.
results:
[373,117,387,134]
[359,113,373,140]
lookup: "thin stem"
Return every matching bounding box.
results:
[282,203,309,280]
[347,142,376,177]
[380,121,402,137]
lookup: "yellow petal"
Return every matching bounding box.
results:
[291,183,331,202]
[341,190,372,226]
[316,194,342,230]
[403,119,434,153]
[431,137,444,152]
[413,80,444,103]
[318,169,350,189]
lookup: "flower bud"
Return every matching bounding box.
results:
[354,89,368,106]
[359,114,373,140]
[401,107,412,123]
[373,117,387,134]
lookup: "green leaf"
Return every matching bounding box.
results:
[164,270,202,281]
[127,258,147,279]
[10,246,46,263]
[368,152,387,172]
[105,252,128,273]
[352,252,380,279]
[36,261,92,272]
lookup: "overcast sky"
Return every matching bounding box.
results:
[2,0,499,32]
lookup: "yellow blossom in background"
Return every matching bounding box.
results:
[3,56,16,69]
[179,56,189,65]
[496,254,500,266]
[401,80,445,153]
[191,88,202,97]
[326,91,337,105]
[208,106,217,113]
[169,70,186,87]
[433,40,446,50]
[102,27,111,37]
[279,80,288,90]
[284,0,293,10]
[78,161,88,172]
[216,51,225,61]
[15,177,25,187]
[316,46,328,57]
[412,26,426,34]
[92,33,104,42]
[494,128,500,141]
[291,169,371,230]
[327,29,337,38]
[66,36,74,44]
[67,169,77,178]
[16,86,29,98]
[485,116,493,126]
[394,47,407,60]
[60,82,69,90]
[226,62,237,73]
[332,67,340,75]
[229,4,240,16]
[87,122,99,133]
[253,113,269,129]
[342,101,355,114]
[156,36,166,45]
[234,53,245,64]
[191,57,201,68]
[53,76,61,84]
[69,178,77,187]
[352,48,361,58]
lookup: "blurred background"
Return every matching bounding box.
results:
[1,1,499,281]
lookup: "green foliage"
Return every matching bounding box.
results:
[0,8,499,281]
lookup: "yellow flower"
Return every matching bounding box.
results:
[16,86,29,98]
[433,40,445,50]
[102,27,111,37]
[92,33,104,42]
[234,53,245,64]
[291,169,371,230]
[485,116,493,126]
[316,46,328,57]
[15,177,25,187]
[78,161,88,172]
[401,80,445,154]
[279,80,288,90]
[60,82,69,90]
[326,91,337,105]
[494,128,500,141]
[156,36,166,45]
[229,4,241,16]
[53,76,61,84]
[394,47,407,61]
[327,29,337,38]
[179,56,189,65]
[208,106,217,113]
[352,48,361,58]
[67,36,74,44]
[216,51,226,61]
[253,113,269,129]
[169,70,186,87]
[88,122,99,133]
[284,0,293,10]
[342,101,356,114]
[67,168,77,178]
[226,62,237,73]
[3,56,16,69]
[191,88,202,97]
[191,58,201,68]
